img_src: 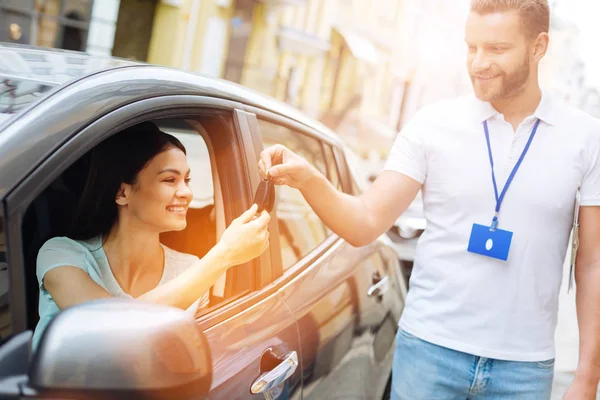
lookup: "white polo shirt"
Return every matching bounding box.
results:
[384,92,600,362]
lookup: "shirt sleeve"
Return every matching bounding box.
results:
[382,107,430,184]
[580,131,600,206]
[36,237,89,290]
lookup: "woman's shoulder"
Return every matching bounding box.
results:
[36,236,103,280]
[39,235,102,255]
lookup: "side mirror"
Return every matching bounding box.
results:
[27,299,212,399]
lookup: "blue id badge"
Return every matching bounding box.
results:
[467,223,513,261]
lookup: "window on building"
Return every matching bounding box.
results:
[258,119,331,270]
[35,0,92,51]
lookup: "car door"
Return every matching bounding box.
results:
[245,111,405,400]
[176,109,304,399]
[0,77,302,399]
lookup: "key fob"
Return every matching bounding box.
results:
[254,179,275,213]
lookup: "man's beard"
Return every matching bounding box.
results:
[471,57,530,102]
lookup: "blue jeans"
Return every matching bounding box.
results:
[392,329,554,400]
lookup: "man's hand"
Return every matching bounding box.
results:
[258,144,319,190]
[563,375,598,400]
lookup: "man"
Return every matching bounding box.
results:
[259,1,600,399]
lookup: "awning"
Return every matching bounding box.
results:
[276,27,331,57]
[334,26,380,64]
[258,0,307,5]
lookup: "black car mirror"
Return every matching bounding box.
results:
[27,299,212,400]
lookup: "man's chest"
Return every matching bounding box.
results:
[423,125,585,221]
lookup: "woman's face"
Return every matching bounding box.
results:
[117,147,193,232]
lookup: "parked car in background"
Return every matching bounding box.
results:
[362,166,426,290]
[0,43,407,399]
[387,192,426,289]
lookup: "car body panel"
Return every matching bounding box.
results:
[278,239,404,399]
[199,291,302,399]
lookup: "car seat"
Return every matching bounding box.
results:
[21,154,90,330]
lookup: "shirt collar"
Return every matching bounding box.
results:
[473,90,558,126]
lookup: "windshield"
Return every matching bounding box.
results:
[0,43,137,128]
[0,77,56,125]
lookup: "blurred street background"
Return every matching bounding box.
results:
[2,0,599,397]
[4,0,599,177]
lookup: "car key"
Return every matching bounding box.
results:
[254,178,275,213]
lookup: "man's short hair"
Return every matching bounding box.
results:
[470,0,550,38]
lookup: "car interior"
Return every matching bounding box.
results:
[19,117,233,331]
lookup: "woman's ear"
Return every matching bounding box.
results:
[115,183,131,206]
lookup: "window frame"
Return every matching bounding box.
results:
[0,204,11,339]
[3,95,271,333]
[243,105,348,285]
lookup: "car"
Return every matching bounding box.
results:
[386,191,426,289]
[0,43,407,400]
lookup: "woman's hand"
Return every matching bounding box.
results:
[216,204,271,267]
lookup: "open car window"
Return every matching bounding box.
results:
[20,114,250,332]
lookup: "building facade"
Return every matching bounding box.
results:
[1,0,407,161]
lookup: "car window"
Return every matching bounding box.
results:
[258,119,331,270]
[342,145,369,195]
[0,213,10,339]
[20,118,222,332]
[323,144,342,191]
[0,78,55,126]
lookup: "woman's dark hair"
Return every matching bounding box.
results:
[68,122,186,240]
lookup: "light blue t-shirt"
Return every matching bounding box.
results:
[33,235,208,349]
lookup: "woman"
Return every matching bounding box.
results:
[33,122,270,348]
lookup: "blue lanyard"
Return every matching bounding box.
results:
[483,119,541,230]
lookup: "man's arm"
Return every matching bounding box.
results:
[300,170,421,247]
[566,205,600,399]
[260,145,422,247]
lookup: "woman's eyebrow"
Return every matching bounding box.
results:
[158,168,191,175]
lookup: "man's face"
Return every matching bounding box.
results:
[465,10,533,102]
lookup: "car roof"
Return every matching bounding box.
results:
[0,43,139,126]
[0,43,343,200]
[0,42,139,85]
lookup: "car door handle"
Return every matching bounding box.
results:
[368,276,389,298]
[251,351,298,394]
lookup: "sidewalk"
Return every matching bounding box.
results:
[552,372,600,399]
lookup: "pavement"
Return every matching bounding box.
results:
[552,372,600,399]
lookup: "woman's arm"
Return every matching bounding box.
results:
[137,243,232,308]
[43,242,230,310]
[43,266,112,309]
[43,205,270,311]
